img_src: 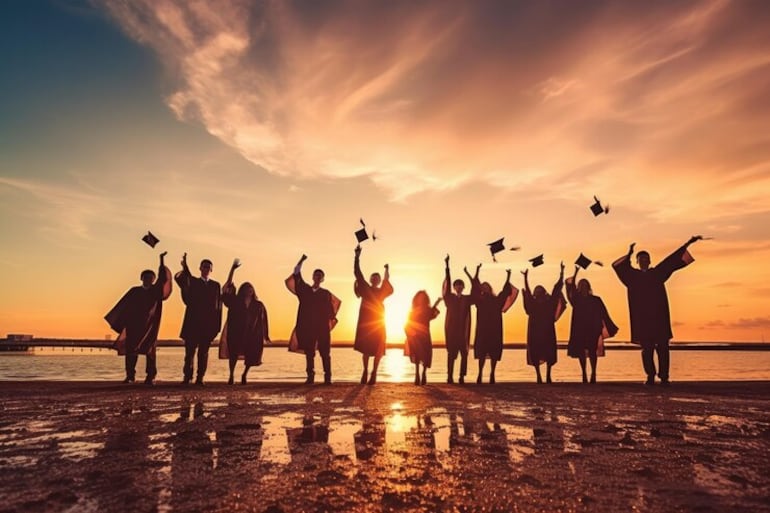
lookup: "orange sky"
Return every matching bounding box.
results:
[1,0,770,342]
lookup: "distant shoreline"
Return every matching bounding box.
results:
[3,338,770,351]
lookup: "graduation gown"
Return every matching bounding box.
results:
[104,265,172,356]
[523,280,567,366]
[565,278,618,358]
[471,280,518,361]
[353,256,393,357]
[175,269,222,342]
[404,305,439,367]
[218,288,268,366]
[442,268,472,357]
[285,272,341,354]
[612,244,694,344]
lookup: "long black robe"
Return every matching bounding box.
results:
[175,269,222,342]
[442,267,472,358]
[523,279,566,366]
[285,272,341,354]
[565,278,618,358]
[353,255,393,357]
[471,279,517,361]
[612,244,693,344]
[218,287,269,366]
[104,265,172,355]
[404,305,439,367]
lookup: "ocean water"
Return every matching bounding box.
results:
[1,347,768,383]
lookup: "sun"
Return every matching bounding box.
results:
[384,289,412,345]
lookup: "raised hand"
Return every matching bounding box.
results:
[560,261,565,272]
[231,258,242,270]
[687,235,703,245]
[181,252,188,269]
[628,242,636,256]
[521,269,529,277]
[384,263,389,271]
[445,254,450,265]
[354,245,362,256]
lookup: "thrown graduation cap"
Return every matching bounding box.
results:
[141,231,159,248]
[529,254,545,267]
[488,238,505,262]
[590,196,610,216]
[355,218,369,243]
[575,253,592,269]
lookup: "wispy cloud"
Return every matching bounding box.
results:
[98,0,770,221]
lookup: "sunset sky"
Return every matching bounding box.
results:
[2,0,770,343]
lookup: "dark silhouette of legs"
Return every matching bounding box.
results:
[242,365,250,384]
[459,347,468,384]
[546,363,553,384]
[489,360,497,384]
[195,339,211,385]
[305,351,315,384]
[361,355,369,384]
[578,356,588,383]
[228,356,237,385]
[447,355,455,384]
[657,340,670,384]
[641,340,657,384]
[369,355,381,384]
[589,353,597,383]
[182,339,196,384]
[535,364,543,384]
[477,358,486,384]
[125,352,137,383]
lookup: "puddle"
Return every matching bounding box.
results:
[328,415,362,463]
[59,440,105,461]
[499,423,535,462]
[260,412,303,465]
[0,455,39,468]
[159,402,212,424]
[669,397,709,404]
[249,393,307,406]
[207,431,218,470]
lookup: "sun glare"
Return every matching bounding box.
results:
[384,290,412,344]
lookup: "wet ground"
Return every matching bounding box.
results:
[1,381,769,512]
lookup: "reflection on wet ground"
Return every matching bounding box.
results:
[0,383,769,512]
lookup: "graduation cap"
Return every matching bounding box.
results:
[355,218,369,243]
[590,196,610,216]
[575,253,592,269]
[488,238,505,262]
[529,254,545,267]
[141,231,159,248]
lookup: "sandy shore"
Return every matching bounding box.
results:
[1,381,769,513]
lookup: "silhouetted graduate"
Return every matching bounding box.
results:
[105,251,172,385]
[175,253,222,385]
[219,259,269,385]
[612,236,703,385]
[404,291,440,385]
[566,260,618,383]
[468,264,518,384]
[522,263,567,384]
[353,244,393,385]
[285,255,341,384]
[442,255,473,384]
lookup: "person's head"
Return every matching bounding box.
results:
[412,290,430,308]
[370,272,381,287]
[577,278,592,296]
[452,279,465,295]
[140,269,156,288]
[237,282,256,301]
[481,282,494,296]
[200,259,213,278]
[312,269,325,287]
[636,251,651,271]
[533,285,547,298]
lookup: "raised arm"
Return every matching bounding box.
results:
[521,269,532,314]
[566,265,578,304]
[224,258,241,289]
[353,245,365,284]
[381,263,394,298]
[443,255,451,299]
[551,261,565,296]
[175,252,193,303]
[657,236,700,281]
[612,242,635,286]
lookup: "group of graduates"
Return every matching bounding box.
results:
[105,236,704,387]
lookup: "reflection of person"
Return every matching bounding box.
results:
[522,263,567,384]
[175,253,222,385]
[353,245,393,385]
[220,260,270,385]
[105,251,172,385]
[286,255,341,384]
[442,255,473,384]
[566,266,618,383]
[612,236,702,385]
[469,264,517,384]
[404,291,440,385]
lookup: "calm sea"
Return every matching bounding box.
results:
[1,346,768,382]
